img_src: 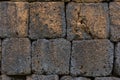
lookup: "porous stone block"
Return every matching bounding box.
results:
[29,2,66,39]
[71,39,113,76]
[95,77,120,80]
[114,43,120,76]
[27,75,59,80]
[72,0,109,2]
[60,76,91,80]
[0,2,28,38]
[110,2,120,42]
[2,38,31,75]
[32,38,71,74]
[66,2,109,41]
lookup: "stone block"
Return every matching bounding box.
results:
[71,39,113,76]
[32,38,71,74]
[66,2,109,41]
[2,38,31,75]
[0,2,28,38]
[114,42,120,76]
[29,2,66,39]
[110,2,120,42]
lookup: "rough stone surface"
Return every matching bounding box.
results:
[60,76,91,80]
[29,2,66,39]
[2,38,31,75]
[32,38,71,75]
[110,2,120,42]
[66,2,109,41]
[95,77,120,80]
[0,2,28,38]
[114,43,120,76]
[72,0,109,2]
[2,75,26,80]
[27,75,59,80]
[71,39,113,76]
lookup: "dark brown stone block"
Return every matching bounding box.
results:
[0,2,28,38]
[2,38,31,75]
[29,2,66,39]
[71,39,113,76]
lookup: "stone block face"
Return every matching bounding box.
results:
[29,2,66,39]
[110,2,120,42]
[0,2,28,38]
[71,39,113,76]
[66,2,109,41]
[27,75,59,80]
[95,77,120,80]
[60,76,91,80]
[72,0,109,2]
[114,42,120,76]
[2,38,31,75]
[32,38,71,74]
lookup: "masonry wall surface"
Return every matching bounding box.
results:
[0,0,120,80]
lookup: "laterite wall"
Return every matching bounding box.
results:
[0,0,120,80]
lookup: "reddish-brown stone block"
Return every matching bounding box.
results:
[66,2,109,41]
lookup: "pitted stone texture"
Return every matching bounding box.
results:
[114,43,120,76]
[95,77,120,80]
[29,2,66,39]
[66,3,109,41]
[110,2,120,42]
[60,76,91,80]
[72,0,109,2]
[2,38,31,75]
[32,38,71,75]
[27,75,58,80]
[0,2,28,38]
[2,75,26,80]
[71,39,113,76]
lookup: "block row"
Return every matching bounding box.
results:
[1,75,120,80]
[0,2,120,42]
[1,38,119,77]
